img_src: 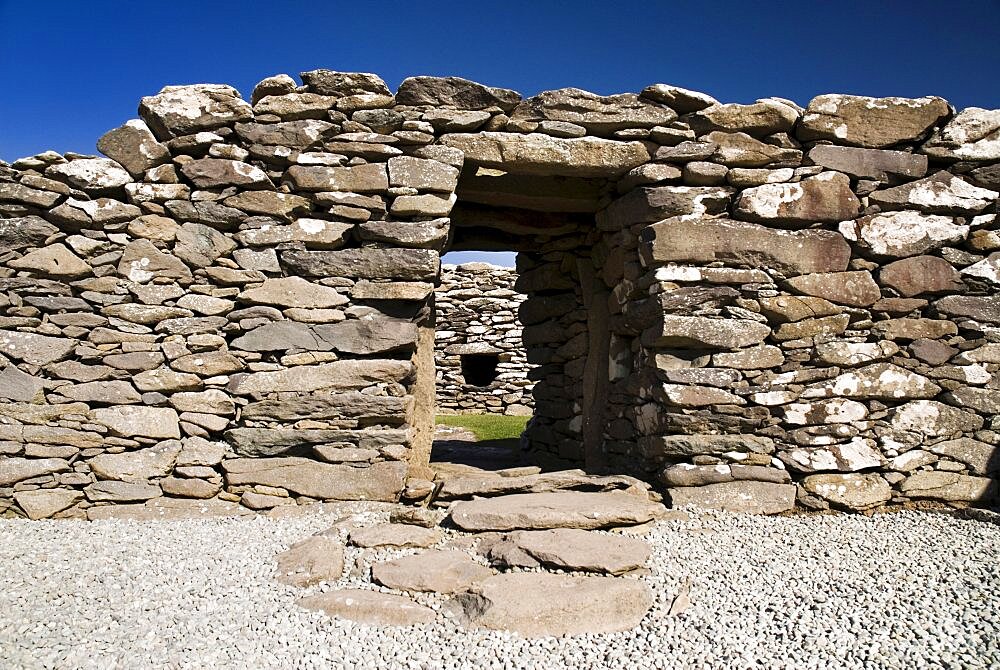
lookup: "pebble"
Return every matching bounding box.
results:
[0,505,997,669]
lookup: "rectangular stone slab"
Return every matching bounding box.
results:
[640,217,851,275]
[279,248,439,280]
[449,491,666,531]
[223,427,410,457]
[222,458,406,501]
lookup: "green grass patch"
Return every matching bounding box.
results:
[435,414,529,441]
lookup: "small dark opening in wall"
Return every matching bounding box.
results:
[460,353,500,387]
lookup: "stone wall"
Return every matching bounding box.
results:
[0,69,998,518]
[434,263,533,416]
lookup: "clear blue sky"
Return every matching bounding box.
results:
[2,0,998,265]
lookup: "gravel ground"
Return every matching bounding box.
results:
[1,505,998,670]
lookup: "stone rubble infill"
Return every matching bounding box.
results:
[1,505,998,669]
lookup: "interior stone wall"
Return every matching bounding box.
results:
[434,263,533,416]
[0,69,997,519]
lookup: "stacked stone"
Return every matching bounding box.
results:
[434,263,533,416]
[0,69,998,518]
[594,91,1000,513]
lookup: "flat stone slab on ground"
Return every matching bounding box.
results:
[447,572,653,637]
[297,589,436,627]
[489,528,650,575]
[372,549,493,594]
[274,536,345,588]
[348,523,443,548]
[436,469,647,500]
[449,491,667,531]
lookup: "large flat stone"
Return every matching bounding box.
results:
[372,550,492,594]
[869,171,997,216]
[86,498,251,520]
[222,458,406,501]
[439,132,649,178]
[489,528,650,575]
[88,442,182,482]
[0,330,75,366]
[599,186,732,226]
[798,94,950,148]
[92,406,181,439]
[447,573,652,637]
[223,427,408,457]
[13,488,83,519]
[449,491,666,531]
[396,76,520,111]
[0,457,71,486]
[641,315,770,349]
[922,107,1000,161]
[242,393,411,424]
[899,471,997,502]
[638,434,775,459]
[803,474,892,510]
[510,87,676,134]
[640,217,851,275]
[801,363,940,400]
[280,248,439,281]
[734,172,861,226]
[349,523,443,548]
[807,145,928,181]
[139,84,253,139]
[667,481,796,515]
[297,590,435,627]
[227,360,413,396]
[274,536,345,587]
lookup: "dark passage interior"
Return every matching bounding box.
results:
[459,353,501,387]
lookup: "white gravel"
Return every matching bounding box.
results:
[1,505,998,670]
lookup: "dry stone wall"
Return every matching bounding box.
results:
[0,69,997,518]
[434,263,533,416]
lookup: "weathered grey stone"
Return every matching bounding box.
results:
[448,573,652,637]
[46,158,131,191]
[139,84,253,139]
[0,330,75,365]
[734,171,860,225]
[235,119,335,149]
[285,163,388,193]
[879,255,964,297]
[389,193,456,217]
[13,488,83,520]
[228,359,412,397]
[929,439,999,476]
[781,271,881,307]
[280,248,439,280]
[450,491,665,531]
[89,442,182,482]
[668,480,797,514]
[705,131,801,167]
[251,74,297,104]
[9,243,91,278]
[173,222,238,268]
[222,458,406,501]
[759,296,841,323]
[297,590,435,627]
[798,94,950,148]
[491,528,649,575]
[238,277,348,309]
[0,182,63,208]
[869,171,997,215]
[0,457,70,486]
[0,365,45,402]
[687,100,799,137]
[275,536,345,587]
[641,315,770,349]
[639,434,774,459]
[922,107,1000,161]
[118,239,193,283]
[802,363,940,400]
[349,524,443,549]
[242,393,410,424]
[807,145,927,181]
[179,158,272,190]
[640,84,718,113]
[641,217,850,275]
[92,406,181,439]
[840,211,969,258]
[97,120,170,176]
[900,471,996,502]
[780,442,883,473]
[372,550,492,594]
[935,295,1000,323]
[165,200,245,228]
[387,156,459,192]
[943,387,1000,414]
[396,76,520,112]
[84,480,161,503]
[358,219,448,250]
[711,345,785,370]
[60,380,142,404]
[872,317,958,341]
[0,216,59,249]
[439,132,649,178]
[133,369,203,393]
[510,88,676,134]
[301,69,391,97]
[160,477,220,499]
[803,474,892,510]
